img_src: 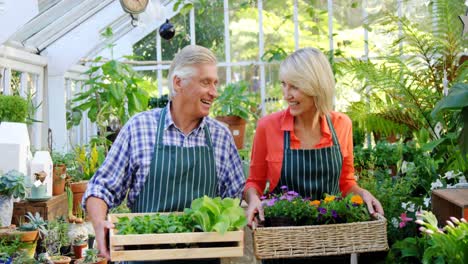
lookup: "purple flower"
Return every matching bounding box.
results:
[332,210,338,219]
[279,195,288,200]
[266,197,277,206]
[319,207,327,214]
[280,185,288,191]
[260,195,266,200]
[287,191,299,197]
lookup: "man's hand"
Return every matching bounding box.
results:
[86,197,112,260]
[94,219,114,259]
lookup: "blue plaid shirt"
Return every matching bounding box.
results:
[82,104,245,211]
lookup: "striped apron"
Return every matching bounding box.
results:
[264,116,345,264]
[128,107,219,264]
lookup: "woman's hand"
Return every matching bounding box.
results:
[360,189,384,216]
[245,188,264,226]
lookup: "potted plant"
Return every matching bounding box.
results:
[70,144,104,217]
[75,248,107,264]
[71,234,88,259]
[42,218,71,264]
[15,212,47,258]
[67,28,151,152]
[0,170,26,227]
[51,152,68,196]
[49,255,71,264]
[0,236,24,264]
[211,81,258,149]
[0,95,28,123]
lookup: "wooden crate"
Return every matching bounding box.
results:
[432,188,468,224]
[108,213,244,262]
[12,192,68,225]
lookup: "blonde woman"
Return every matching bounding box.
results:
[245,48,383,251]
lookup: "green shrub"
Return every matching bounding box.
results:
[0,95,27,123]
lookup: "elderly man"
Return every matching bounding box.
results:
[83,45,245,263]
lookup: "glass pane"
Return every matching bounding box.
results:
[264,63,286,115]
[262,1,295,58]
[229,1,259,61]
[194,0,225,61]
[332,0,365,58]
[367,0,398,57]
[217,66,227,87]
[298,0,329,52]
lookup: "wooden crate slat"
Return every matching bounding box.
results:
[110,246,243,261]
[111,231,243,246]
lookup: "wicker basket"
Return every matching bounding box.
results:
[253,214,388,259]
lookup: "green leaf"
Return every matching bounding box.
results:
[432,83,468,118]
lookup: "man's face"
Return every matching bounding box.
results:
[175,63,219,119]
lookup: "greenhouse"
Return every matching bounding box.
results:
[0,0,467,263]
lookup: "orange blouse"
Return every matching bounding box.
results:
[245,108,357,196]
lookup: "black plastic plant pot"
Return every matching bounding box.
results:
[264,216,295,227]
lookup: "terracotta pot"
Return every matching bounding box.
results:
[73,243,88,259]
[53,164,67,196]
[0,229,39,259]
[75,257,108,264]
[70,181,88,216]
[215,116,247,149]
[50,255,71,264]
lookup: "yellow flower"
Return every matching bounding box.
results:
[324,195,336,203]
[351,195,364,205]
[309,200,320,207]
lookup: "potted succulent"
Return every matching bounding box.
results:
[14,212,47,258]
[71,234,88,259]
[211,81,258,149]
[0,170,26,226]
[75,248,107,264]
[42,218,71,263]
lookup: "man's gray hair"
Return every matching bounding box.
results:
[168,45,217,97]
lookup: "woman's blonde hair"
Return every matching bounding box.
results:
[168,45,217,97]
[279,47,335,122]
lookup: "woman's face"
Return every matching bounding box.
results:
[281,80,316,117]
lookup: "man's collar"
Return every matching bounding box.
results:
[164,102,207,133]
